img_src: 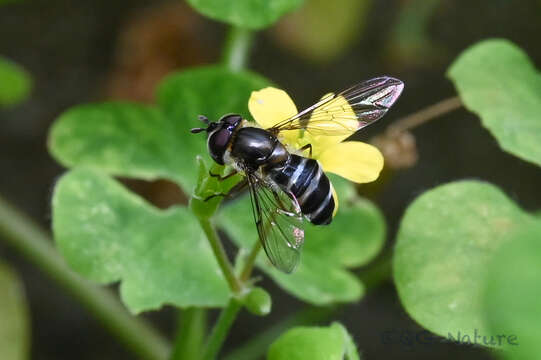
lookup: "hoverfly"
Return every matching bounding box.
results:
[191,77,404,273]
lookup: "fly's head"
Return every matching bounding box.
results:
[191,114,242,165]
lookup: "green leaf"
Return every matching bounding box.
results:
[219,177,385,305]
[0,262,29,360]
[186,0,303,29]
[307,174,385,268]
[394,180,534,341]
[49,66,269,194]
[49,103,189,186]
[268,322,360,360]
[484,221,541,358]
[0,56,31,107]
[52,167,230,313]
[448,39,541,167]
[190,157,242,219]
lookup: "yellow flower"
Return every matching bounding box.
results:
[248,87,384,216]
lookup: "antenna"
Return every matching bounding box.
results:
[191,115,213,134]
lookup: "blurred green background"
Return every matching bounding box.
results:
[1,0,541,359]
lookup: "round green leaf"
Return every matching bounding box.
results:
[52,167,230,313]
[0,262,29,360]
[484,222,541,358]
[394,180,534,341]
[49,103,190,186]
[308,175,385,268]
[49,66,269,194]
[0,56,31,107]
[218,178,385,305]
[448,39,541,167]
[268,322,360,360]
[186,0,303,29]
[157,65,269,125]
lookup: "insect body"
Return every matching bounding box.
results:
[227,125,335,225]
[191,77,404,273]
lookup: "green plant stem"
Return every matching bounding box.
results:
[386,96,462,135]
[198,217,243,294]
[170,308,207,360]
[240,240,261,282]
[193,24,255,360]
[221,26,254,71]
[202,299,242,360]
[0,195,170,360]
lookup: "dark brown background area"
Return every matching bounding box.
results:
[1,0,541,359]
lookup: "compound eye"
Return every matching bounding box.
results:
[211,128,230,148]
[220,114,242,127]
[208,128,232,165]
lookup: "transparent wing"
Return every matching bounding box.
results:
[246,172,305,273]
[269,76,404,136]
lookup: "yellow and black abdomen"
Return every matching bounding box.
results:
[269,154,335,225]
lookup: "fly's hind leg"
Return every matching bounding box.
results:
[203,178,248,202]
[298,143,313,157]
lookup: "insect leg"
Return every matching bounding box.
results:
[298,143,313,157]
[271,188,302,216]
[208,170,238,181]
[203,178,248,202]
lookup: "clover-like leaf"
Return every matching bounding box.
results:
[219,175,385,305]
[268,322,360,360]
[0,56,31,107]
[0,262,29,360]
[448,39,541,167]
[49,66,269,194]
[186,0,303,29]
[49,103,190,187]
[52,167,230,313]
[394,180,534,341]
[484,221,541,358]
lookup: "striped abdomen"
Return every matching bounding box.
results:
[268,154,335,225]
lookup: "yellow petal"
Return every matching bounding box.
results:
[249,87,298,128]
[248,87,300,145]
[318,141,384,183]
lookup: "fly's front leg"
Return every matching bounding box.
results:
[299,143,313,157]
[203,178,248,202]
[203,193,227,202]
[208,169,238,181]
